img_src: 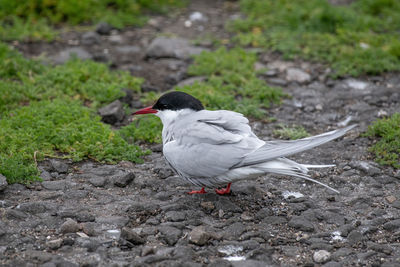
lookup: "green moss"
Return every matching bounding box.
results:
[0,0,185,41]
[176,47,286,119]
[231,0,400,76]
[364,113,400,169]
[273,124,310,140]
[0,43,149,184]
[120,116,163,144]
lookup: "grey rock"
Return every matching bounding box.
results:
[215,198,242,213]
[352,161,381,176]
[17,201,55,214]
[115,45,141,55]
[286,68,311,84]
[231,260,269,267]
[75,237,100,252]
[24,249,53,263]
[98,100,125,124]
[146,37,207,59]
[165,211,186,222]
[89,176,107,187]
[113,171,135,187]
[158,226,182,246]
[344,79,369,90]
[53,47,92,64]
[313,250,331,263]
[40,170,52,181]
[165,71,186,85]
[175,76,207,87]
[288,216,315,232]
[50,159,69,173]
[367,241,393,255]
[46,238,63,250]
[82,222,97,236]
[60,218,80,234]
[0,174,7,191]
[5,209,28,220]
[322,261,341,267]
[383,219,400,231]
[224,222,246,240]
[81,31,101,45]
[347,230,363,245]
[188,226,211,246]
[96,22,113,35]
[121,227,145,245]
[109,34,123,44]
[331,248,354,261]
[42,180,66,191]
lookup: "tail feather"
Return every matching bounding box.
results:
[256,158,339,193]
[237,124,356,168]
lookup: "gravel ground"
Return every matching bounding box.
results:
[1,0,400,266]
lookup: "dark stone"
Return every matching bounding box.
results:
[81,31,101,45]
[165,211,186,222]
[53,47,92,64]
[383,219,400,231]
[288,216,315,232]
[0,174,8,191]
[347,230,363,245]
[17,201,56,214]
[89,176,107,187]
[158,226,182,246]
[50,159,69,173]
[42,180,67,190]
[96,22,113,35]
[188,226,211,246]
[113,171,135,187]
[119,88,135,106]
[98,100,125,124]
[215,198,242,213]
[75,237,101,252]
[121,227,145,245]
[146,37,207,59]
[60,218,80,234]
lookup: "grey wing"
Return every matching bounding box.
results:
[164,110,264,179]
[236,124,357,167]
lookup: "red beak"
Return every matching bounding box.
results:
[133,106,158,115]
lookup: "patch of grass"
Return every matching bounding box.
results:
[230,0,400,76]
[0,0,185,41]
[176,47,286,119]
[0,43,149,184]
[364,113,400,169]
[120,116,163,144]
[273,124,310,140]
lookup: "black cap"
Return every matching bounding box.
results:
[152,91,204,111]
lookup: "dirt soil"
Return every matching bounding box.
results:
[1,0,400,266]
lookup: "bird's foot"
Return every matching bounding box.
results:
[187,187,207,194]
[215,183,232,195]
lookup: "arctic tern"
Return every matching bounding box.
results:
[133,91,356,195]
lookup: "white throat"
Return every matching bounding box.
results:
[155,108,195,127]
[156,109,196,145]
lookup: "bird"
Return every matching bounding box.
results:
[133,91,356,195]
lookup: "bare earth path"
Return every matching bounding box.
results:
[1,1,400,266]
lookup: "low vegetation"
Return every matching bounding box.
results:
[0,0,185,41]
[0,44,149,184]
[230,0,400,76]
[364,113,400,169]
[273,124,310,140]
[177,47,286,119]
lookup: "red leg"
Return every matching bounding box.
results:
[187,187,207,194]
[215,183,232,195]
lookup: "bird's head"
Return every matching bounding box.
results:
[133,91,204,115]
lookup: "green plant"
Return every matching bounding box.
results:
[176,47,286,118]
[0,43,151,183]
[364,113,400,169]
[0,0,185,41]
[230,0,400,76]
[273,124,310,140]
